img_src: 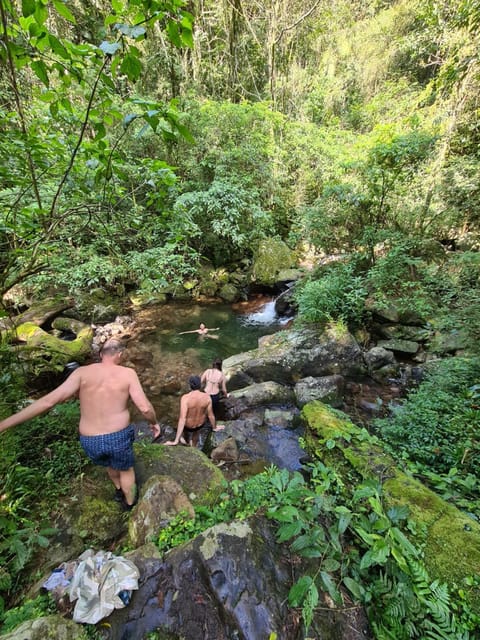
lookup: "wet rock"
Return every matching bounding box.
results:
[263,407,298,428]
[295,374,345,408]
[364,346,396,370]
[224,381,295,419]
[211,437,239,462]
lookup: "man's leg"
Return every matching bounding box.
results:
[119,467,137,506]
[107,466,136,505]
[107,467,121,490]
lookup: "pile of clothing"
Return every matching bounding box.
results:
[43,549,139,624]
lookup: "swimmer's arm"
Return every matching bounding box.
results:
[128,371,160,438]
[0,370,81,434]
[164,396,188,445]
[178,330,197,335]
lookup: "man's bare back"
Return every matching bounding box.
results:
[164,375,224,446]
[75,361,155,436]
[182,389,212,428]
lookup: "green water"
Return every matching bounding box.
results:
[132,298,290,424]
[139,299,289,367]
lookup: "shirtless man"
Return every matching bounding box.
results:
[164,375,224,447]
[0,340,160,509]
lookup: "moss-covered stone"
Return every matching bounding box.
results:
[251,238,297,285]
[302,401,480,611]
[134,443,226,506]
[9,322,93,363]
[76,497,124,544]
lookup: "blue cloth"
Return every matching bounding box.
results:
[79,425,135,470]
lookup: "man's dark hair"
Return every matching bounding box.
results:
[189,375,201,390]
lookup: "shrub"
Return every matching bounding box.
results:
[294,261,368,326]
[373,357,480,476]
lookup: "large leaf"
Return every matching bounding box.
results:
[52,0,77,24]
[120,53,142,81]
[288,575,313,607]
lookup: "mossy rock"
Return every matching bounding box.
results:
[302,401,480,612]
[0,614,88,639]
[10,322,93,363]
[134,443,225,506]
[251,238,297,285]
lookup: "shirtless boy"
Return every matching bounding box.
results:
[164,375,224,447]
[0,340,160,508]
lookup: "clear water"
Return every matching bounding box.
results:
[140,299,288,368]
[131,298,291,425]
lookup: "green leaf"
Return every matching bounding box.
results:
[390,526,419,557]
[322,557,340,572]
[34,2,48,26]
[31,60,49,86]
[276,520,303,542]
[52,0,76,24]
[22,0,36,17]
[343,577,365,601]
[180,24,193,48]
[48,34,69,59]
[270,505,299,523]
[166,21,182,47]
[119,53,142,81]
[288,575,313,607]
[319,571,342,605]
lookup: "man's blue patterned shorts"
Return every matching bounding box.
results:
[79,424,135,470]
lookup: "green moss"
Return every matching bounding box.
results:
[77,497,123,542]
[302,400,480,612]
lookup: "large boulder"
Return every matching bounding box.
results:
[224,381,296,418]
[128,475,195,547]
[133,443,225,506]
[105,516,370,640]
[0,615,87,640]
[223,323,366,390]
[251,238,297,286]
[295,374,345,408]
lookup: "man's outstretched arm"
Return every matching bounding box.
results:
[128,370,160,438]
[0,370,81,434]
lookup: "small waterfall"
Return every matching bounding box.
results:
[239,299,291,326]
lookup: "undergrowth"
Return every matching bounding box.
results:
[155,463,480,638]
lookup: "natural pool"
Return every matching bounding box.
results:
[127,296,292,426]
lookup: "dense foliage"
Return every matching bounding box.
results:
[156,464,480,638]
[1,0,480,637]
